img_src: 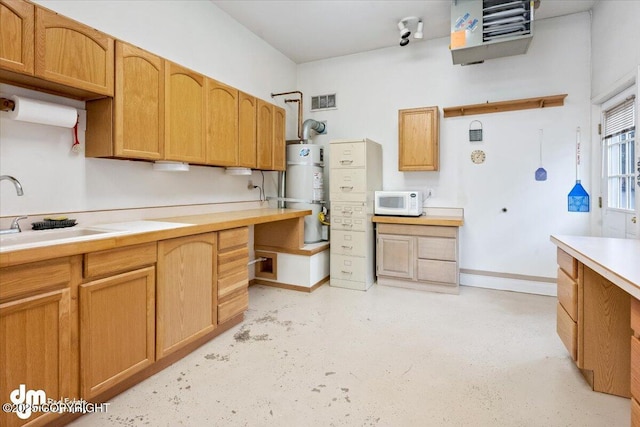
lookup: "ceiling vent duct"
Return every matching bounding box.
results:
[450,0,535,65]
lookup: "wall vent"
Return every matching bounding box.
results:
[311,94,337,111]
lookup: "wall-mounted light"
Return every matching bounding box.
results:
[397,16,423,47]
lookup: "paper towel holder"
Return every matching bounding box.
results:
[0,98,16,112]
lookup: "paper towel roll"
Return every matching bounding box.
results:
[6,95,77,128]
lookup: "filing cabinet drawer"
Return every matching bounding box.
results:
[332,216,368,232]
[557,248,578,279]
[416,259,457,284]
[557,267,578,321]
[330,142,366,169]
[332,202,368,219]
[417,237,456,261]
[331,230,367,256]
[557,302,577,361]
[330,254,367,282]
[330,168,366,199]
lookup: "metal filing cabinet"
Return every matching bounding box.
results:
[329,139,382,290]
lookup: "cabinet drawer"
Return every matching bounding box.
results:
[218,269,248,299]
[85,242,157,279]
[417,237,456,261]
[330,254,367,282]
[632,298,640,336]
[377,223,456,238]
[330,169,366,197]
[557,302,577,361]
[557,248,578,279]
[632,336,640,399]
[330,142,365,168]
[332,202,367,219]
[416,259,456,284]
[557,267,578,321]
[219,227,248,250]
[218,246,249,276]
[331,216,368,232]
[1,257,71,301]
[331,230,367,256]
[218,289,248,323]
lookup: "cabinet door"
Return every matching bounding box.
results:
[238,91,257,168]
[79,267,155,400]
[206,78,238,166]
[0,289,71,427]
[272,105,286,171]
[398,106,439,171]
[256,99,273,170]
[0,0,34,74]
[377,234,414,279]
[115,42,164,160]
[35,7,114,96]
[165,62,206,163]
[156,233,216,359]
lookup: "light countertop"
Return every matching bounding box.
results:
[550,234,640,300]
[372,207,464,227]
[0,208,310,267]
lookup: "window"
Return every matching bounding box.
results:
[603,94,636,211]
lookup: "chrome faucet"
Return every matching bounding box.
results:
[1,175,26,235]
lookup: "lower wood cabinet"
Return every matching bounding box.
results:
[555,249,631,398]
[217,227,249,323]
[632,298,640,427]
[79,267,155,400]
[156,233,217,359]
[376,223,459,294]
[0,257,74,427]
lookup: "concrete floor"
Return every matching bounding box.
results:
[70,284,629,427]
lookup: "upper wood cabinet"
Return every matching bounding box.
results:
[273,105,286,171]
[165,61,206,163]
[85,41,164,160]
[238,91,257,168]
[256,99,286,171]
[256,98,274,170]
[398,106,440,171]
[34,7,114,96]
[0,0,34,74]
[206,78,238,166]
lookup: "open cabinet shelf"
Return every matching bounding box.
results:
[443,94,567,118]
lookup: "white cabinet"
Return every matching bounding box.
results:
[329,139,382,290]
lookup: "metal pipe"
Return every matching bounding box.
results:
[271,91,303,140]
[247,257,268,266]
[301,119,326,143]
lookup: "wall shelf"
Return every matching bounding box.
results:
[443,94,568,118]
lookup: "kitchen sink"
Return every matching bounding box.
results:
[0,227,115,248]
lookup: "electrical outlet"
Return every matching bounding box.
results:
[247,180,254,190]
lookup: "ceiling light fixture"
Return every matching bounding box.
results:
[397,16,423,47]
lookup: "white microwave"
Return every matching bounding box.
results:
[374,191,423,217]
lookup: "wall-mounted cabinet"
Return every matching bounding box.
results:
[238,91,257,168]
[165,62,206,164]
[398,106,440,171]
[86,41,164,160]
[35,7,114,96]
[206,79,239,166]
[256,99,286,171]
[0,0,34,75]
[0,0,115,99]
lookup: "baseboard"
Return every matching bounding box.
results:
[459,270,557,296]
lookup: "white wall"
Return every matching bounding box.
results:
[0,1,297,217]
[591,0,640,100]
[297,13,592,280]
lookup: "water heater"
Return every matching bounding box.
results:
[286,144,324,243]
